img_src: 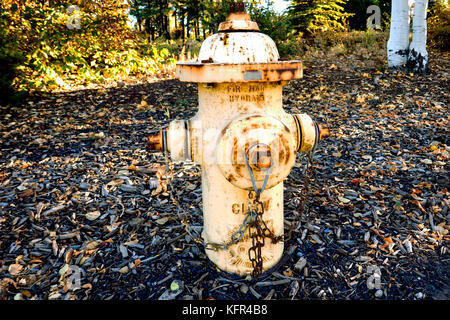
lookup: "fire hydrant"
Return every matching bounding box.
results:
[148,2,328,277]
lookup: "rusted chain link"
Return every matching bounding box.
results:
[247,149,316,278]
[280,152,315,242]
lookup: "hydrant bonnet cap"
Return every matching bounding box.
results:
[176,1,303,82]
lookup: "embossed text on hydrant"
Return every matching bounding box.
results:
[228,84,265,103]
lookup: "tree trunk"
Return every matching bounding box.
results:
[181,13,185,41]
[174,11,178,30]
[195,19,199,39]
[387,0,410,69]
[407,0,429,73]
[164,15,171,39]
[186,17,190,39]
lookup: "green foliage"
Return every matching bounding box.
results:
[131,0,265,40]
[275,27,387,62]
[288,0,354,36]
[2,0,447,98]
[0,51,27,106]
[130,0,172,38]
[428,0,450,51]
[246,1,297,57]
[0,5,27,105]
[201,0,231,36]
[0,0,175,92]
[248,2,294,43]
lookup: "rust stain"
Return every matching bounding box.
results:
[275,68,297,76]
[232,137,238,164]
[226,173,237,183]
[242,114,262,121]
[229,257,240,266]
[223,33,229,46]
[220,125,229,137]
[284,149,290,164]
[244,141,250,159]
[263,199,271,211]
[279,149,285,163]
[237,245,247,253]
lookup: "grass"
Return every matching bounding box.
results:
[280,29,388,61]
[147,29,388,77]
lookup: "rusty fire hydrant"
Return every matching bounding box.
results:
[148,2,328,277]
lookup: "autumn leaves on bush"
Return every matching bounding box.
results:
[0,0,175,95]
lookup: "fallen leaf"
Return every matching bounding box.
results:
[170,281,180,291]
[85,211,101,221]
[155,217,169,225]
[118,266,129,274]
[8,264,23,276]
[283,268,293,277]
[19,188,34,198]
[338,196,350,204]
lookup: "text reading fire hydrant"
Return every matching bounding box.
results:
[148,2,328,278]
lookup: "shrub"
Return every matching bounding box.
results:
[428,1,450,51]
[0,0,176,92]
[0,5,27,105]
[289,0,354,36]
[277,29,387,61]
[248,4,295,43]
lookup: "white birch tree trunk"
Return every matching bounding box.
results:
[408,0,429,73]
[387,0,411,69]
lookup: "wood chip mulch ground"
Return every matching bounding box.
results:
[0,51,449,300]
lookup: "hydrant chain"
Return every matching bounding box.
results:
[245,143,273,195]
[205,209,256,251]
[283,150,316,242]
